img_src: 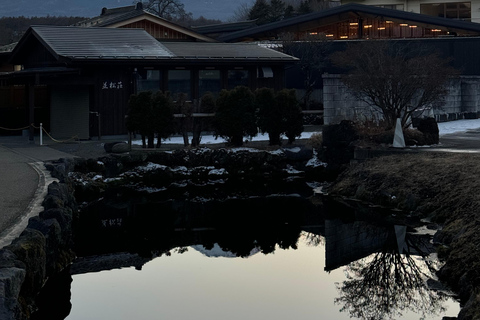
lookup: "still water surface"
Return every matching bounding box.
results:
[65,231,460,320]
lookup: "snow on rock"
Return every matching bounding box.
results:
[137,186,167,193]
[284,164,304,174]
[306,149,328,168]
[284,147,301,153]
[228,147,261,153]
[208,168,228,176]
[136,162,168,172]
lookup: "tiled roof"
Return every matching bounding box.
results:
[162,42,297,60]
[29,26,174,60]
[10,26,297,63]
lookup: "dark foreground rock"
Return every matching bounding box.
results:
[327,152,480,320]
[0,176,77,319]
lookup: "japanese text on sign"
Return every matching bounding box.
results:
[102,81,124,90]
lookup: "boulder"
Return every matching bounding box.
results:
[111,142,130,154]
[417,118,439,145]
[6,229,46,303]
[104,141,124,153]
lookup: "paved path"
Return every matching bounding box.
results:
[0,136,75,248]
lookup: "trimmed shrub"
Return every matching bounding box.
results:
[214,86,257,146]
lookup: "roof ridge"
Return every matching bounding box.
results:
[101,3,143,16]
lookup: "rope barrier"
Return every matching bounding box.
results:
[40,127,79,143]
[0,125,31,131]
[0,123,79,144]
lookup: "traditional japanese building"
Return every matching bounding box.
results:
[74,2,215,42]
[2,26,297,139]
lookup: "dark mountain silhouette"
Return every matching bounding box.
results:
[0,0,254,21]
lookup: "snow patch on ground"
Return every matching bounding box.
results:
[126,119,480,146]
[438,119,480,135]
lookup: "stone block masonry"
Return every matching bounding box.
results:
[323,74,480,125]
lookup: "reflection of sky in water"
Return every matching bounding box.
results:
[66,233,460,320]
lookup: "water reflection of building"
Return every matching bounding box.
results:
[325,219,408,271]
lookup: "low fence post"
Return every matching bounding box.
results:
[40,123,43,146]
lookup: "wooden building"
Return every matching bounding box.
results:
[217,3,480,42]
[2,26,297,139]
[74,2,215,42]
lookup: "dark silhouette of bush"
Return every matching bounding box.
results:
[126,91,155,148]
[256,88,304,145]
[279,89,304,144]
[126,91,175,148]
[255,87,282,145]
[152,91,175,148]
[214,86,257,146]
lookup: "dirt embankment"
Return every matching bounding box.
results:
[327,152,480,320]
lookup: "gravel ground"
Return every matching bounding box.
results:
[45,136,316,159]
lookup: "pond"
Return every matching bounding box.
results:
[32,193,460,320]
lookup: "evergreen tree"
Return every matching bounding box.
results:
[214,86,257,146]
[248,0,271,25]
[284,5,295,19]
[298,0,312,14]
[126,91,155,148]
[255,87,283,145]
[269,0,286,22]
[278,89,304,144]
[151,91,175,148]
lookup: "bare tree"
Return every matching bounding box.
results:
[335,233,449,320]
[281,32,330,108]
[229,3,253,22]
[142,0,189,20]
[332,40,458,129]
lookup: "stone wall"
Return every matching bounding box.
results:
[0,162,77,320]
[323,74,480,125]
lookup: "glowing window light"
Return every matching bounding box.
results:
[386,20,394,23]
[340,35,348,39]
[409,25,418,28]
[326,34,334,37]
[349,22,359,26]
[399,23,408,26]
[309,32,318,35]
[364,25,373,28]
[378,27,386,30]
[432,29,442,32]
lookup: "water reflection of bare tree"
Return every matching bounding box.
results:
[302,231,324,247]
[335,234,449,320]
